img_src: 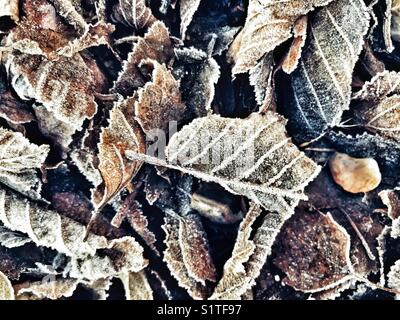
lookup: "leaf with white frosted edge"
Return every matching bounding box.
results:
[229,0,335,74]
[249,53,274,107]
[113,21,174,97]
[0,0,19,26]
[282,15,308,74]
[91,97,145,211]
[0,128,49,200]
[0,186,147,280]
[355,94,400,142]
[154,112,319,214]
[117,0,156,29]
[0,271,14,300]
[48,0,88,34]
[284,0,370,142]
[388,260,400,293]
[5,53,98,151]
[0,225,32,248]
[174,47,220,117]
[120,271,153,300]
[15,278,79,300]
[162,215,208,299]
[209,203,261,300]
[179,213,217,284]
[353,71,400,101]
[135,60,186,135]
[180,0,202,39]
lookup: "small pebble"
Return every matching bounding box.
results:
[329,152,381,194]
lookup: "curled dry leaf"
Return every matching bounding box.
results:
[15,278,79,300]
[211,203,296,299]
[180,0,202,39]
[392,0,400,42]
[48,0,88,34]
[388,260,400,293]
[0,270,14,300]
[116,0,156,29]
[0,225,32,248]
[5,53,98,151]
[274,211,353,292]
[249,53,274,107]
[282,15,308,75]
[0,186,147,280]
[162,214,211,299]
[120,270,153,300]
[379,188,400,220]
[135,60,186,135]
[113,21,173,97]
[353,70,400,101]
[0,128,49,200]
[131,112,321,214]
[284,0,370,142]
[92,97,145,211]
[229,0,334,74]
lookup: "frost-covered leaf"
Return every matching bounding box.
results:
[0,186,147,280]
[174,47,220,117]
[0,225,32,248]
[129,112,320,214]
[249,53,274,107]
[120,270,153,300]
[0,0,19,26]
[5,53,98,150]
[356,94,400,142]
[274,211,353,292]
[116,0,156,29]
[113,193,159,255]
[180,0,202,39]
[162,214,209,299]
[113,21,173,97]
[209,203,261,300]
[135,60,186,135]
[48,0,88,34]
[379,188,400,220]
[282,15,308,74]
[388,260,400,293]
[0,270,14,300]
[284,0,370,142]
[178,213,216,284]
[392,0,400,42]
[92,97,145,211]
[0,128,49,200]
[229,0,335,74]
[15,278,79,300]
[353,71,400,101]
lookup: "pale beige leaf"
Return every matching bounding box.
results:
[135,60,186,135]
[229,0,334,74]
[120,270,153,300]
[128,112,320,214]
[0,271,14,300]
[0,186,147,280]
[180,0,202,39]
[0,128,49,200]
[113,21,173,97]
[15,278,79,300]
[92,97,145,210]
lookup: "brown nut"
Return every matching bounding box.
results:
[329,152,381,194]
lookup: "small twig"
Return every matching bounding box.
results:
[339,208,376,261]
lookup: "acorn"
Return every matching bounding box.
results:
[329,152,382,194]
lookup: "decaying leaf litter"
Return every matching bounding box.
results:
[0,0,400,300]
